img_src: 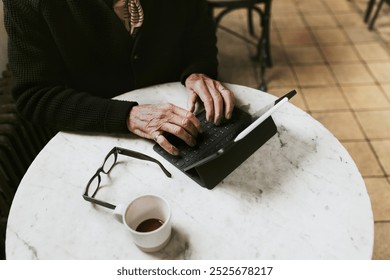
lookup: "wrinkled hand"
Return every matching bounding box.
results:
[185,73,235,125]
[127,103,201,156]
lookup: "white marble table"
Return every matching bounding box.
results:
[6,82,374,259]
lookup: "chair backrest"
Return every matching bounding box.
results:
[0,1,8,73]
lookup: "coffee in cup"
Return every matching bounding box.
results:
[114,195,172,252]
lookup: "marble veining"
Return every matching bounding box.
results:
[6,83,374,259]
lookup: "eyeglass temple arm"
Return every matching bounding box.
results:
[117,148,172,178]
[83,195,116,210]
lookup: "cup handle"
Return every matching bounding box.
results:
[113,204,126,223]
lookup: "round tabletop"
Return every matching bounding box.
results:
[6,82,374,259]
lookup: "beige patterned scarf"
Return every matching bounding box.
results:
[113,0,144,35]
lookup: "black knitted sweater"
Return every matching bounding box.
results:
[4,0,218,133]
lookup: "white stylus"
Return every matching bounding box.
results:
[233,97,289,143]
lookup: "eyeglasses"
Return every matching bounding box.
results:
[82,146,171,209]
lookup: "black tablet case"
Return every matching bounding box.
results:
[155,116,277,190]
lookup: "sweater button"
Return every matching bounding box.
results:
[133,54,140,60]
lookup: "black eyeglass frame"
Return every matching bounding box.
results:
[82,146,171,209]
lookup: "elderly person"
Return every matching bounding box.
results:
[3,0,234,155]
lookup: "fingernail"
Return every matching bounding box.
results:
[172,147,180,156]
[226,112,232,119]
[190,139,197,147]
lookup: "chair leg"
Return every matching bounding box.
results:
[259,17,272,66]
[259,65,267,91]
[247,7,255,36]
[208,0,273,90]
[255,0,272,91]
[257,25,269,91]
[365,0,376,23]
[368,0,386,30]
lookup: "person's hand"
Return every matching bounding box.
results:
[185,73,235,125]
[127,103,201,156]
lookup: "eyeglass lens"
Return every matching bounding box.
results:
[103,152,116,173]
[87,175,100,198]
[87,152,116,197]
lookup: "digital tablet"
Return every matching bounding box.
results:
[182,89,297,171]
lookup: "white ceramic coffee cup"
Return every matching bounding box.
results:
[114,195,172,252]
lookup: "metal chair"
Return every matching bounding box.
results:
[0,215,6,259]
[365,0,390,30]
[365,0,376,23]
[207,0,272,90]
[0,65,56,259]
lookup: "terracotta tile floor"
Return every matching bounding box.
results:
[215,0,390,259]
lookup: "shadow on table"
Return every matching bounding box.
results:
[150,227,191,260]
[222,124,317,202]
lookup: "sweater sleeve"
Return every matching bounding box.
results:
[180,0,219,84]
[4,0,137,134]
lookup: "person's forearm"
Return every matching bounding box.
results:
[13,84,137,133]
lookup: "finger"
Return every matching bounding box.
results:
[187,90,198,113]
[160,122,196,147]
[155,134,180,156]
[169,104,201,133]
[216,83,235,119]
[206,80,224,124]
[191,80,214,122]
[166,112,199,137]
[153,133,162,143]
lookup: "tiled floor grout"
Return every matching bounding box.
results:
[216,0,390,259]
